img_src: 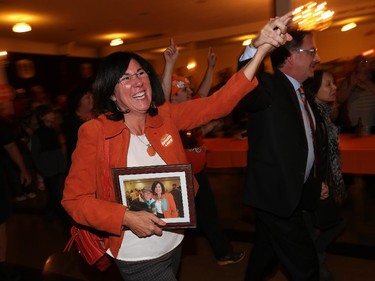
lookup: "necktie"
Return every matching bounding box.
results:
[298,87,316,138]
[298,86,318,171]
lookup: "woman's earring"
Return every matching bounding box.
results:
[148,101,158,116]
[114,101,130,114]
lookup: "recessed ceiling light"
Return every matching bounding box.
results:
[110,38,123,46]
[12,22,32,33]
[187,62,196,70]
[341,22,357,32]
[362,49,374,57]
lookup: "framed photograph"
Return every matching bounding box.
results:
[112,164,196,229]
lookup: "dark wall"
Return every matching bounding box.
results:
[5,52,100,102]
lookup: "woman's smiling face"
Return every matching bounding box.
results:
[155,184,162,195]
[111,59,152,115]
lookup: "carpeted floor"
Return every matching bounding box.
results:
[4,171,375,281]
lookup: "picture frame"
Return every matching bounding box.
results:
[112,164,196,229]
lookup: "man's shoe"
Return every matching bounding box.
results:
[217,251,245,266]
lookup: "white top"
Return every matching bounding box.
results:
[108,134,184,261]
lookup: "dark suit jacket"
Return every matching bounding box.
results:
[240,68,321,218]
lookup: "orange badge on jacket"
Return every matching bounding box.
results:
[161,134,173,147]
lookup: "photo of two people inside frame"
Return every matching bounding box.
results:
[125,178,184,219]
[114,165,195,228]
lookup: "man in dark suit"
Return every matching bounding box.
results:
[238,30,329,280]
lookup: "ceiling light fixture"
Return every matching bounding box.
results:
[362,49,374,57]
[12,22,32,33]
[292,2,334,31]
[242,39,252,46]
[110,38,123,46]
[186,62,196,70]
[341,22,357,32]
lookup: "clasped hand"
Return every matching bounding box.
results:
[252,11,293,53]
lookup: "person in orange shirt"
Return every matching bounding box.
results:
[164,41,246,266]
[151,181,178,218]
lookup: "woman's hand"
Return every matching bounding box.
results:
[320,182,329,200]
[122,210,166,238]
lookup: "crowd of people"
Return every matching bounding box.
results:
[0,8,374,281]
[0,74,95,280]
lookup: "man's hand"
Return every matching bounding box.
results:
[122,210,166,238]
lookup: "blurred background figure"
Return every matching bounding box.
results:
[31,105,68,225]
[0,84,37,202]
[337,56,375,134]
[209,67,234,95]
[1,117,32,281]
[170,73,246,265]
[164,43,245,266]
[206,66,248,138]
[170,183,184,217]
[61,82,95,168]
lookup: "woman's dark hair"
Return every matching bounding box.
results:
[67,81,93,113]
[271,30,313,69]
[93,52,165,121]
[303,70,324,104]
[151,181,165,194]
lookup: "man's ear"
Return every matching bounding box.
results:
[286,53,295,66]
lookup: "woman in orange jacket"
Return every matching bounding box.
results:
[61,13,292,281]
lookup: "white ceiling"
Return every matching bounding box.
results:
[0,0,374,56]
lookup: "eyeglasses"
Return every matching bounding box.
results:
[294,48,318,56]
[118,69,148,84]
[359,59,369,64]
